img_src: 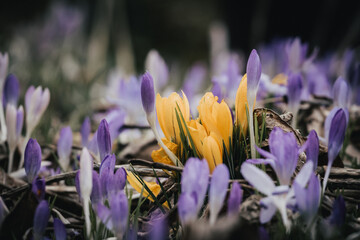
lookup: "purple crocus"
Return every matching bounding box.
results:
[57,126,73,171]
[287,73,303,128]
[293,173,321,225]
[247,127,299,185]
[32,178,46,201]
[246,49,262,159]
[300,130,319,171]
[97,119,112,161]
[227,181,243,217]
[99,154,116,198]
[329,195,346,227]
[209,164,229,224]
[178,158,209,225]
[149,216,167,240]
[33,200,50,240]
[3,74,20,107]
[104,109,126,142]
[323,108,348,192]
[91,170,102,205]
[332,77,350,109]
[141,72,155,116]
[24,138,42,183]
[108,168,127,194]
[81,117,91,147]
[97,191,129,239]
[54,218,67,240]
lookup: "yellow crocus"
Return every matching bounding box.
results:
[272,73,288,85]
[202,132,223,172]
[156,91,190,145]
[235,74,255,135]
[187,119,208,157]
[127,171,170,209]
[197,92,233,151]
[151,138,178,166]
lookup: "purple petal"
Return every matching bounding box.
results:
[181,158,209,212]
[145,50,169,90]
[332,77,350,109]
[57,126,73,170]
[96,203,113,230]
[109,191,128,237]
[268,127,299,185]
[258,226,270,240]
[105,109,126,142]
[99,154,116,198]
[24,138,42,182]
[54,218,67,240]
[183,63,207,100]
[246,49,262,93]
[97,119,112,161]
[329,195,346,227]
[3,74,20,107]
[327,108,347,165]
[108,168,127,194]
[240,163,275,196]
[15,107,24,138]
[209,164,229,224]
[91,171,102,204]
[259,197,277,223]
[294,161,314,188]
[255,145,276,160]
[141,71,155,115]
[227,181,243,216]
[149,216,167,240]
[81,117,91,147]
[31,177,46,201]
[178,192,198,225]
[211,81,222,102]
[246,158,276,168]
[287,73,303,113]
[304,130,319,171]
[75,171,81,198]
[33,200,50,240]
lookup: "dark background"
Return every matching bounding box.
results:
[0,0,359,70]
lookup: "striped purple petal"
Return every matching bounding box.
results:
[97,119,112,161]
[24,138,42,183]
[141,72,155,115]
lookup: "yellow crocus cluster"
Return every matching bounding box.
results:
[150,78,249,173]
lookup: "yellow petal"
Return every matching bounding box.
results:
[202,133,223,173]
[187,119,208,157]
[235,75,249,135]
[127,171,161,201]
[272,73,288,85]
[151,138,178,166]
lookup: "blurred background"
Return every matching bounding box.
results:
[0,0,359,140]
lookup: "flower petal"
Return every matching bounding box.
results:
[240,163,275,196]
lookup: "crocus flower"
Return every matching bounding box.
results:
[79,147,93,238]
[323,108,347,193]
[149,215,167,240]
[293,173,321,225]
[97,119,112,161]
[227,181,243,217]
[301,130,319,171]
[97,191,129,239]
[24,138,42,183]
[91,170,102,205]
[33,200,50,240]
[332,77,350,109]
[141,72,183,167]
[5,105,23,172]
[329,195,346,227]
[245,49,262,159]
[108,168,127,194]
[235,75,250,134]
[99,154,116,198]
[178,158,209,225]
[145,50,169,91]
[0,52,9,143]
[54,218,67,240]
[20,86,50,168]
[198,92,233,151]
[57,126,73,171]
[32,178,46,201]
[209,164,229,224]
[187,119,208,158]
[3,74,20,107]
[81,117,91,147]
[287,73,303,128]
[241,161,314,231]
[202,133,223,172]
[247,127,299,185]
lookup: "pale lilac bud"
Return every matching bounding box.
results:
[332,77,350,109]
[97,119,111,161]
[141,72,155,115]
[57,126,73,171]
[81,117,91,147]
[246,49,262,97]
[287,73,303,115]
[24,138,42,182]
[145,50,169,90]
[6,105,23,152]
